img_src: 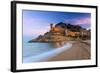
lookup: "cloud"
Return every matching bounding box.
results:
[65,17,91,25]
[74,17,91,25]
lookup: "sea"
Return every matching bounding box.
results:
[23,36,72,63]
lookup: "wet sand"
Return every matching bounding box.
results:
[47,40,91,61]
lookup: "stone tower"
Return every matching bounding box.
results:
[50,23,53,30]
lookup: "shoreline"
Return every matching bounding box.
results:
[24,40,91,63]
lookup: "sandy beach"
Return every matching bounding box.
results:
[47,40,91,61]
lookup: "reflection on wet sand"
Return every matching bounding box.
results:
[51,41,67,48]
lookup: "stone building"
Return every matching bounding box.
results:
[50,22,90,39]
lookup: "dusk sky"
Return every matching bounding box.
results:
[23,10,91,37]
